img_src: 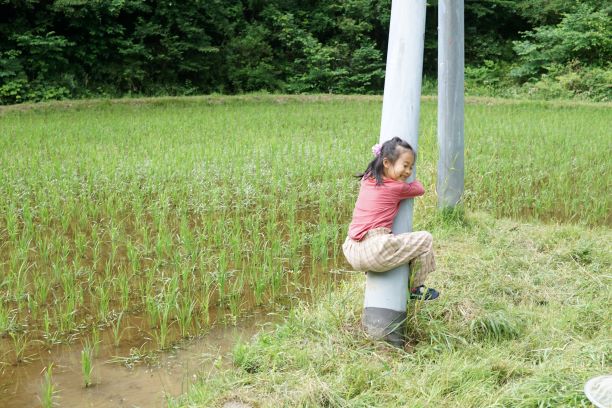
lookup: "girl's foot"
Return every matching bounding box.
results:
[410,285,439,301]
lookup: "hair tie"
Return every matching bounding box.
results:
[371,143,382,157]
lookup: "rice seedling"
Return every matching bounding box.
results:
[50,260,63,284]
[153,301,173,350]
[10,331,29,363]
[27,295,39,320]
[198,274,214,328]
[91,235,101,271]
[21,203,34,237]
[91,326,101,357]
[166,272,180,307]
[58,240,70,266]
[41,310,61,345]
[227,277,245,322]
[175,295,196,338]
[56,307,76,335]
[109,312,125,347]
[74,231,88,261]
[155,224,173,260]
[33,271,49,307]
[253,272,266,307]
[126,238,140,274]
[114,272,131,312]
[4,204,18,241]
[145,293,159,328]
[178,261,193,290]
[40,363,57,408]
[12,260,30,304]
[0,305,14,334]
[215,251,230,307]
[95,281,111,322]
[108,222,120,265]
[81,340,94,387]
[37,235,53,266]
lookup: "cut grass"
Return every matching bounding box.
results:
[171,213,611,407]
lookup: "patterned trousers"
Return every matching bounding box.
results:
[342,227,436,288]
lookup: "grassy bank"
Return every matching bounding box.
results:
[172,212,611,407]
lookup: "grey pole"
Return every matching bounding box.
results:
[437,0,465,209]
[362,0,427,347]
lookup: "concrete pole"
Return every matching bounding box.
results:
[437,0,465,209]
[362,0,427,347]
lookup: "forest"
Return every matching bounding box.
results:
[1,0,610,104]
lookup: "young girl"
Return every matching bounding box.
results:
[342,137,439,300]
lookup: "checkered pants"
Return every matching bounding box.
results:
[342,227,435,287]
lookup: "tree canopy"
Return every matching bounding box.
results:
[1,0,609,104]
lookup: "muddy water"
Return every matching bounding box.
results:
[1,312,274,407]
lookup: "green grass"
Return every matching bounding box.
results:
[170,213,611,407]
[0,95,610,402]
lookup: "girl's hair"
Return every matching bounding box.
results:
[356,137,415,185]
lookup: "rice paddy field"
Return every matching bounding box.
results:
[0,95,610,407]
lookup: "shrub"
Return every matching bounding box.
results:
[512,5,611,81]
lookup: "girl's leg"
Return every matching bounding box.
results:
[404,232,438,300]
[389,231,435,288]
[409,241,435,288]
[343,230,435,278]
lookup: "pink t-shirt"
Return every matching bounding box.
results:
[348,177,425,241]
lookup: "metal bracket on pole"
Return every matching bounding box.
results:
[362,0,427,348]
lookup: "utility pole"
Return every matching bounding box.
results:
[437,0,465,209]
[362,0,427,347]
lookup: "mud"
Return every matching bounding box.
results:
[1,312,273,407]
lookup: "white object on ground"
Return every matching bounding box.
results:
[584,375,612,408]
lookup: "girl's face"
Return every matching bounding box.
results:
[383,149,415,182]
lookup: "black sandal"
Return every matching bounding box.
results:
[410,285,440,301]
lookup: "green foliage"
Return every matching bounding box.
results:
[0,0,232,101]
[520,64,612,101]
[512,5,611,80]
[225,24,278,93]
[338,42,385,93]
[0,0,610,103]
[260,2,385,94]
[510,5,612,101]
[512,0,609,25]
[465,60,513,96]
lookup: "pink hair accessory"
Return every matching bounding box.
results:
[371,143,382,157]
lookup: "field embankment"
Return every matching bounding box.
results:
[171,213,611,407]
